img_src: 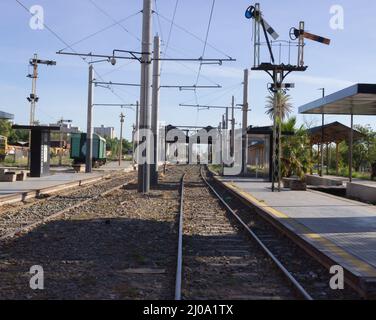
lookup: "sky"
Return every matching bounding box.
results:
[1,0,376,140]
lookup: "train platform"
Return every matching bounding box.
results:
[0,161,134,205]
[305,174,376,204]
[215,176,376,295]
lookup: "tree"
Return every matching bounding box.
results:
[265,91,293,121]
[281,117,313,179]
[0,120,29,145]
[105,137,133,159]
[266,91,294,183]
[0,120,12,137]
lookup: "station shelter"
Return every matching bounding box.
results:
[12,125,60,177]
[307,122,364,176]
[299,83,376,182]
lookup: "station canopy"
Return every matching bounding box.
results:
[307,122,364,145]
[299,83,376,115]
[0,111,14,120]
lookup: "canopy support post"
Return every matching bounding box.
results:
[349,114,354,182]
[336,142,339,176]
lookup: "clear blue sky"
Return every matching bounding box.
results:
[1,0,375,139]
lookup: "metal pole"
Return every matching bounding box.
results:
[85,64,94,173]
[138,0,153,193]
[225,107,229,130]
[231,96,235,158]
[336,142,339,176]
[132,124,135,164]
[119,113,125,166]
[326,143,330,175]
[59,118,63,166]
[242,69,249,176]
[319,88,325,177]
[30,54,38,126]
[135,101,140,163]
[28,54,38,169]
[349,114,354,182]
[151,35,160,186]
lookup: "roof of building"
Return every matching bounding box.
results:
[299,83,376,115]
[0,111,14,120]
[307,121,364,144]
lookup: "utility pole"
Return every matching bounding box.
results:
[231,96,235,158]
[119,113,125,166]
[138,0,153,193]
[134,101,140,167]
[242,69,249,176]
[86,64,94,173]
[225,107,229,130]
[151,35,160,186]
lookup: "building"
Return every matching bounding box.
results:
[94,125,116,139]
[49,123,81,133]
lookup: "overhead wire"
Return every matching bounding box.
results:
[160,0,179,75]
[154,10,232,59]
[59,10,142,52]
[87,0,142,43]
[195,0,216,86]
[14,0,130,106]
[153,0,165,43]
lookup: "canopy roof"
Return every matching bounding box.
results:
[0,111,14,120]
[299,84,376,115]
[307,122,364,144]
[12,125,60,131]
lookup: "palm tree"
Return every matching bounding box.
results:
[265,91,293,120]
[265,91,293,189]
[281,117,313,179]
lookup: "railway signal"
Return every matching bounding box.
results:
[27,54,56,126]
[290,21,331,67]
[245,3,279,66]
[269,83,295,91]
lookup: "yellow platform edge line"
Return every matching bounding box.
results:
[222,180,376,278]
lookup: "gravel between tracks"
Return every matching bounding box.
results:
[0,168,182,300]
[181,166,297,300]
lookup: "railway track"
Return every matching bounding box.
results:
[0,171,136,241]
[201,166,361,300]
[175,165,305,300]
[0,164,362,300]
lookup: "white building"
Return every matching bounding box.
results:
[94,125,116,139]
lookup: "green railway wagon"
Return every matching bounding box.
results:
[70,133,107,167]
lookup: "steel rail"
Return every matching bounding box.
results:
[200,167,313,300]
[175,173,186,300]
